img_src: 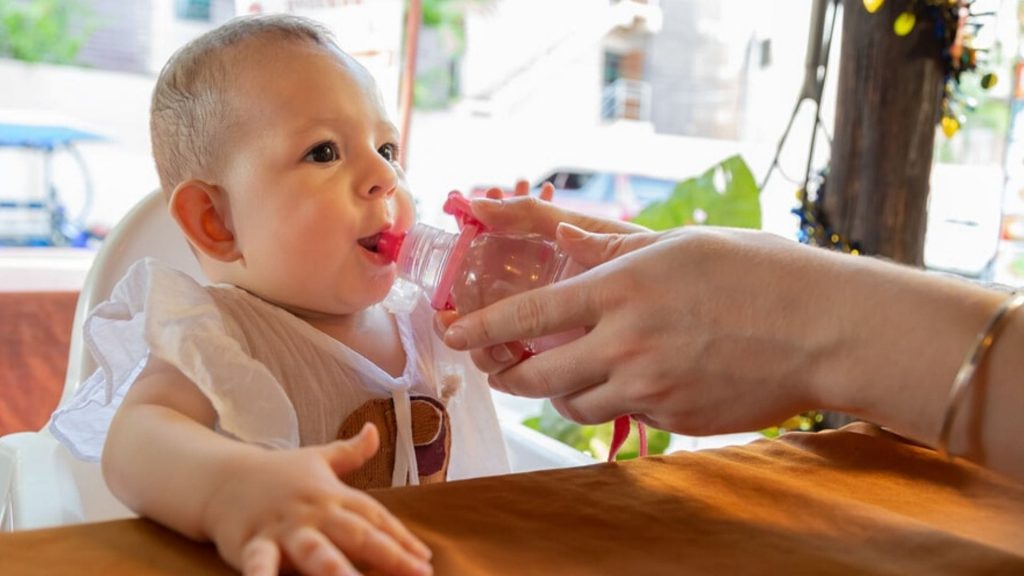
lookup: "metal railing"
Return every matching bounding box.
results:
[601,78,652,121]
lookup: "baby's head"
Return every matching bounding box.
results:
[151,14,414,318]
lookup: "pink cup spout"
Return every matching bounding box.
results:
[378,230,407,264]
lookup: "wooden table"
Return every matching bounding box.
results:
[3,423,1022,575]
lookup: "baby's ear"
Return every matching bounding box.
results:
[169,180,240,262]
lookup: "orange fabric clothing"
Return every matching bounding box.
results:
[371,423,1024,575]
[4,423,1022,575]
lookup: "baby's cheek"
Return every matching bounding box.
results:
[394,188,416,230]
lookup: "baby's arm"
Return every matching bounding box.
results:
[102,357,432,576]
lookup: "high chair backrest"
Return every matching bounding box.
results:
[61,190,208,408]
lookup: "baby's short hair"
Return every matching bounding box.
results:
[150,14,339,196]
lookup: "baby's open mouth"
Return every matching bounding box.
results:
[358,233,382,253]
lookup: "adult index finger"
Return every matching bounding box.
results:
[487,328,612,405]
[443,275,602,350]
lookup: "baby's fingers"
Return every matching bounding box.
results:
[283,526,359,576]
[509,180,553,201]
[324,423,380,477]
[338,493,432,562]
[537,181,555,201]
[512,179,530,197]
[322,505,432,576]
[241,536,281,576]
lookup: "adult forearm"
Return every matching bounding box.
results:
[441,225,1024,481]
[103,403,261,540]
[813,254,1020,479]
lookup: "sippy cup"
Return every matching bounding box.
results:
[378,191,646,461]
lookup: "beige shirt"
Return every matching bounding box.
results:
[51,258,509,486]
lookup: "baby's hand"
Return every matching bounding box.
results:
[203,424,432,576]
[481,179,555,201]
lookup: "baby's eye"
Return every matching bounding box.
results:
[378,143,400,163]
[304,142,338,163]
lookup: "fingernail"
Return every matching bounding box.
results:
[556,223,587,241]
[444,326,468,349]
[490,344,514,364]
[488,375,509,394]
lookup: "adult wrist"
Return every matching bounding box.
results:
[937,291,1024,459]
[818,259,1007,449]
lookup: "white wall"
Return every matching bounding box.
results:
[461,0,605,127]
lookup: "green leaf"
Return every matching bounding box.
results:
[0,0,94,65]
[631,155,761,231]
[524,401,672,460]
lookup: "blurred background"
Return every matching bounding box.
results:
[3,0,1024,452]
[2,0,1022,281]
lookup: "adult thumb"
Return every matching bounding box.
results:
[555,223,661,268]
[324,422,380,477]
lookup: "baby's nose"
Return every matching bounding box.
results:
[365,180,396,198]
[359,157,398,199]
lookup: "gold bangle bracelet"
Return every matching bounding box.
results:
[937,291,1024,460]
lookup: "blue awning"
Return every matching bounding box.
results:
[0,123,105,150]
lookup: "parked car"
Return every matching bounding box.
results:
[471,168,679,220]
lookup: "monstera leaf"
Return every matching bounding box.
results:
[632,154,761,231]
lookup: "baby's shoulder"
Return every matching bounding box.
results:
[107,258,260,337]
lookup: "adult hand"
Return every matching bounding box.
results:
[433,194,648,369]
[440,225,839,436]
[435,204,1024,483]
[204,423,432,576]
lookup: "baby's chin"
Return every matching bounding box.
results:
[244,286,384,318]
[233,269,399,320]
[275,300,379,325]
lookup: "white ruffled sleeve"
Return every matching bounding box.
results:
[50,258,299,462]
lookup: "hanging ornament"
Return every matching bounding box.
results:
[865,0,997,138]
[941,115,961,137]
[893,11,916,36]
[864,0,886,14]
[793,172,861,255]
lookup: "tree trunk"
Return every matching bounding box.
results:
[827,0,946,265]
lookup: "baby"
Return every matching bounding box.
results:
[50,14,510,576]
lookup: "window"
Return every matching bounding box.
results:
[176,0,211,21]
[603,52,622,87]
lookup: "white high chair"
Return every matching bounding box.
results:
[0,191,592,532]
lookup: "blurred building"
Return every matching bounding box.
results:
[457,0,662,128]
[75,0,235,75]
[71,0,807,141]
[456,0,813,141]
